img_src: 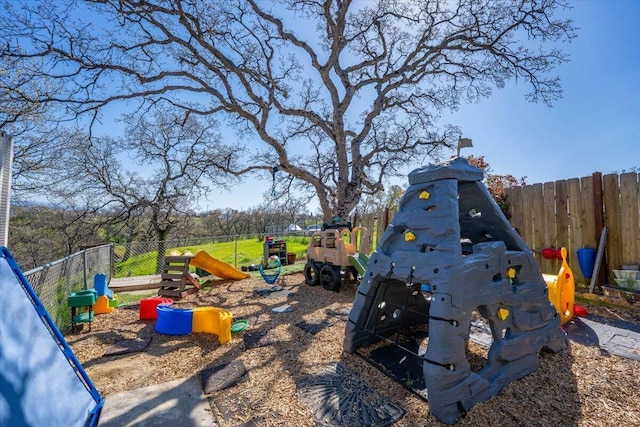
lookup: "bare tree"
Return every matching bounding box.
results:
[359,184,405,215]
[465,155,526,218]
[0,53,59,129]
[58,106,242,272]
[204,208,245,237]
[0,52,73,200]
[9,125,82,201]
[1,0,575,221]
[8,206,67,269]
[270,195,309,230]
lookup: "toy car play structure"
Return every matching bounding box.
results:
[304,222,371,291]
[343,157,569,425]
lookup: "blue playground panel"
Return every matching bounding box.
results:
[94,272,114,298]
[0,247,103,426]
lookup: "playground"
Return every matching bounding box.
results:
[12,156,639,427]
[5,159,640,426]
[61,270,640,427]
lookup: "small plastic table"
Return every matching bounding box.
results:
[68,289,98,332]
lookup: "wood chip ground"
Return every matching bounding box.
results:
[66,274,640,427]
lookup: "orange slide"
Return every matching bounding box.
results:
[190,251,250,280]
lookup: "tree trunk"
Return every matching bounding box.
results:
[154,228,170,275]
[122,227,135,262]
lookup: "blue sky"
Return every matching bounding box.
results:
[205,0,640,212]
[447,0,640,184]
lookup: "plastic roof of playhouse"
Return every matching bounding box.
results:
[344,157,568,425]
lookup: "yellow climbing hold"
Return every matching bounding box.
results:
[507,268,516,279]
[419,191,430,200]
[405,231,416,242]
[498,308,510,320]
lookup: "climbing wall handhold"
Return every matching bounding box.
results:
[404,231,416,241]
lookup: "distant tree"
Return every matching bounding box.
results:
[8,206,67,269]
[1,0,575,222]
[246,206,271,236]
[465,155,526,218]
[57,206,108,254]
[204,208,246,237]
[9,202,114,267]
[272,195,309,231]
[58,106,241,272]
[359,184,405,215]
[613,166,640,174]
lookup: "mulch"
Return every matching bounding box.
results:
[66,273,640,427]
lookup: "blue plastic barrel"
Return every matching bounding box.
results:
[576,248,597,279]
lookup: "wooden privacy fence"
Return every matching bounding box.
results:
[357,171,640,290]
[506,172,640,287]
[360,209,397,252]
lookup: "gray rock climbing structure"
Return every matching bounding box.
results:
[343,157,568,425]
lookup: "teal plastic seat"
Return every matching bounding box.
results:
[259,264,281,285]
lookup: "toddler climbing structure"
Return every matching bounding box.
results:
[93,273,118,315]
[343,157,568,425]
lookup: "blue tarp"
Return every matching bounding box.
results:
[0,247,103,426]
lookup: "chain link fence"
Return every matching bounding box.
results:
[20,233,316,331]
[113,234,282,277]
[23,244,113,331]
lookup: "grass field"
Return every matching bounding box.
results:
[114,236,311,278]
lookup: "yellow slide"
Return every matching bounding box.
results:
[190,251,250,280]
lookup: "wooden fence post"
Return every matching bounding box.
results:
[592,172,607,287]
[603,174,622,281]
[620,173,640,265]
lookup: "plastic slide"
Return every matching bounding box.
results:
[348,253,370,276]
[190,251,250,280]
